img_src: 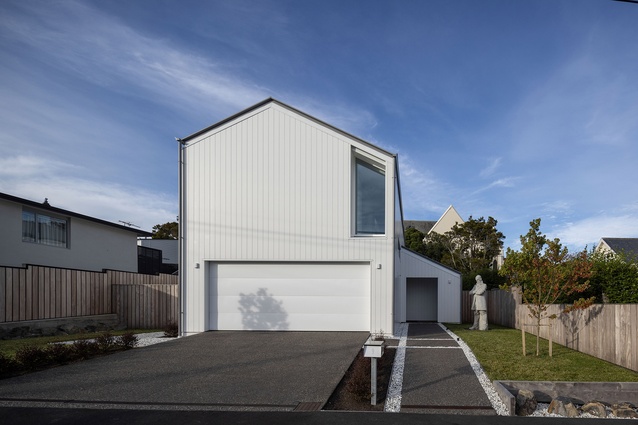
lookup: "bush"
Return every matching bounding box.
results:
[72,339,98,359]
[15,345,50,370]
[589,251,638,303]
[117,332,139,350]
[0,352,18,375]
[164,321,179,338]
[95,331,116,352]
[46,343,75,364]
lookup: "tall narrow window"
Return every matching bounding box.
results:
[22,210,69,248]
[355,158,385,235]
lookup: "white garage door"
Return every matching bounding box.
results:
[209,262,370,331]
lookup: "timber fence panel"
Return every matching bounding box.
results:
[0,265,176,325]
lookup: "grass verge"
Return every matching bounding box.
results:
[0,329,161,357]
[445,323,638,382]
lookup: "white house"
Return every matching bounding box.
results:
[178,98,460,335]
[0,192,151,272]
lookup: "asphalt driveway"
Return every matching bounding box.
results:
[0,331,368,411]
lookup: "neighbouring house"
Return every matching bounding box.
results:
[595,238,638,262]
[405,205,464,237]
[0,192,152,273]
[178,98,461,335]
[137,238,179,274]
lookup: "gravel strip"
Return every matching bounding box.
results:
[384,322,408,412]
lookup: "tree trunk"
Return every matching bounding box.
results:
[536,316,541,356]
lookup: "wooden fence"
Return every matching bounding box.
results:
[1,265,178,329]
[462,289,638,372]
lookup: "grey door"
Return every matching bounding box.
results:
[406,277,438,321]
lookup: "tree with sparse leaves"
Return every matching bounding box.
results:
[499,218,594,356]
[152,222,178,239]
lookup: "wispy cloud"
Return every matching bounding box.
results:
[472,177,518,195]
[479,157,502,178]
[0,1,269,117]
[552,214,638,251]
[0,155,175,231]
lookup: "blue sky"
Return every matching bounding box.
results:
[1,0,637,252]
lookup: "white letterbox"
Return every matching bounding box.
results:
[363,340,384,358]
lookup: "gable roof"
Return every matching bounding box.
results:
[0,192,152,237]
[404,220,436,235]
[180,97,397,159]
[429,205,464,235]
[599,237,638,260]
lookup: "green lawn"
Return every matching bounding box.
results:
[0,329,161,357]
[445,323,638,382]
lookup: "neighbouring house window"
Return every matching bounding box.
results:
[355,158,385,235]
[22,210,69,248]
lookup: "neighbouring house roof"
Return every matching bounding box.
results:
[598,237,638,261]
[429,205,464,235]
[0,192,152,237]
[404,220,436,235]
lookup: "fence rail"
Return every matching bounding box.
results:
[0,265,178,328]
[462,290,638,372]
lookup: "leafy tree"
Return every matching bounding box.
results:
[404,227,427,255]
[444,216,504,273]
[499,218,594,356]
[423,216,505,288]
[152,222,178,239]
[589,250,638,303]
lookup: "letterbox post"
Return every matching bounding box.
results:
[363,339,385,406]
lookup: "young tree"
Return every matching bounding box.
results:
[499,218,594,356]
[152,221,178,239]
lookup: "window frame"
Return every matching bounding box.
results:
[21,209,70,248]
[352,150,386,237]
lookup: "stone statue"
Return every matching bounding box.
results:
[469,275,488,331]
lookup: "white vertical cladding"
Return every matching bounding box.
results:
[182,101,396,334]
[400,250,462,324]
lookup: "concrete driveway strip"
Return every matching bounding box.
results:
[0,331,368,410]
[400,323,494,415]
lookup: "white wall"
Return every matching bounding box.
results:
[0,199,138,272]
[181,101,397,335]
[396,249,461,324]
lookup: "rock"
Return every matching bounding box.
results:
[582,401,607,418]
[548,396,579,418]
[612,402,638,419]
[516,389,537,416]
